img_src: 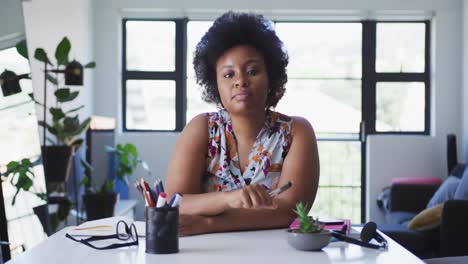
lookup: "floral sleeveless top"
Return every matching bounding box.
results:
[203,109,293,192]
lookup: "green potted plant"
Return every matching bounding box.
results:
[29,37,95,191]
[286,202,331,251]
[4,158,70,235]
[80,143,149,220]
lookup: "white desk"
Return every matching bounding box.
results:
[7,225,423,264]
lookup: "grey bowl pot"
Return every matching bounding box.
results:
[286,229,332,251]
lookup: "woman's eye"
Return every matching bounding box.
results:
[223,72,233,78]
[247,69,258,76]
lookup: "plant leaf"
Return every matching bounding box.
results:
[84,61,96,68]
[54,88,79,103]
[55,37,71,66]
[15,39,28,60]
[70,138,84,149]
[34,48,52,66]
[63,116,80,132]
[46,74,58,85]
[79,175,88,187]
[74,117,91,136]
[65,105,84,114]
[50,107,65,122]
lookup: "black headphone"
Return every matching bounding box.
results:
[331,221,388,250]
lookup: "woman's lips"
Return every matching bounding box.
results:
[232,93,250,100]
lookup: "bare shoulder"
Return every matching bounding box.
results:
[290,116,316,139]
[185,113,209,131]
[181,113,209,141]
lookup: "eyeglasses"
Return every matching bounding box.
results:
[65,220,139,250]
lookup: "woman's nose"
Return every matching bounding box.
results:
[234,74,249,88]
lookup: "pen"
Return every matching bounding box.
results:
[156,192,167,208]
[141,178,156,207]
[170,193,183,207]
[268,181,293,197]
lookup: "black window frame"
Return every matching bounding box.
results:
[362,20,431,135]
[122,19,431,135]
[122,18,187,132]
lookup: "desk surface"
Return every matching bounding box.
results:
[8,226,423,264]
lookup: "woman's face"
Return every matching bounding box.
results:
[215,45,269,115]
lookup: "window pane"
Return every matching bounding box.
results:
[186,78,217,123]
[275,23,362,78]
[2,162,47,257]
[126,80,175,130]
[376,23,425,73]
[187,21,213,78]
[275,80,361,134]
[126,21,175,71]
[311,141,361,224]
[376,82,425,132]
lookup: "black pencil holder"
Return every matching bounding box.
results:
[145,206,179,254]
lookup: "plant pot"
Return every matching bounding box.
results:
[83,192,118,220]
[41,146,75,184]
[33,204,52,236]
[286,229,331,251]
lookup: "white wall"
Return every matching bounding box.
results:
[91,0,464,221]
[23,0,94,139]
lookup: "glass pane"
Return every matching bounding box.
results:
[376,23,425,73]
[275,23,362,79]
[376,82,425,132]
[186,78,218,123]
[187,21,213,78]
[2,162,47,256]
[126,80,175,130]
[275,80,361,134]
[310,141,362,224]
[126,21,175,71]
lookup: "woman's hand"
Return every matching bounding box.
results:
[225,184,278,210]
[178,214,211,236]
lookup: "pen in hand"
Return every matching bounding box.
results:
[268,181,293,197]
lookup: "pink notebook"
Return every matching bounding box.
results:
[289,218,351,235]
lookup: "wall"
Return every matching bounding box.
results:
[23,0,94,137]
[92,0,463,222]
[0,0,25,50]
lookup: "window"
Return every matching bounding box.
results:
[122,19,431,223]
[275,22,363,223]
[122,19,186,131]
[364,21,430,135]
[0,45,46,258]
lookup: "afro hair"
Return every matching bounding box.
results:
[193,11,289,109]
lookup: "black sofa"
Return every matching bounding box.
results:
[378,182,468,258]
[377,135,468,258]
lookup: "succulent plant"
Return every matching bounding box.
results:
[293,202,323,233]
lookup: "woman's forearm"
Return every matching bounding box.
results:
[179,192,230,216]
[206,205,295,233]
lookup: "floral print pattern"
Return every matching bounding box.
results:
[203,109,293,192]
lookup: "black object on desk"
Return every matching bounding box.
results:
[145,206,179,254]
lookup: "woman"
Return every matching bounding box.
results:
[165,11,319,236]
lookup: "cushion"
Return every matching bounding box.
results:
[408,204,443,231]
[426,176,461,208]
[454,167,468,200]
[385,211,417,225]
[391,177,443,185]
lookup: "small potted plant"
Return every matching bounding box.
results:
[286,202,331,251]
[80,143,149,220]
